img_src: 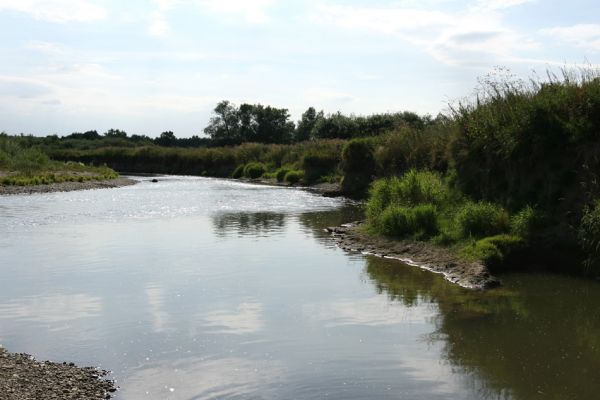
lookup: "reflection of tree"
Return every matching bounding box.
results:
[212,212,286,237]
[365,256,600,400]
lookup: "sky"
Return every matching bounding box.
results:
[0,0,599,137]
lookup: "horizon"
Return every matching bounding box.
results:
[0,0,598,138]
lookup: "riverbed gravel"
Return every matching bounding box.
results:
[0,348,116,400]
[0,177,136,196]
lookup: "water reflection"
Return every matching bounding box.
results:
[120,356,285,400]
[201,302,263,335]
[365,256,600,400]
[0,293,103,326]
[212,212,286,238]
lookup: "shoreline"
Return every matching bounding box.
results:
[0,177,137,196]
[327,222,500,290]
[0,348,116,399]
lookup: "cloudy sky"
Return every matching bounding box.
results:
[0,0,598,137]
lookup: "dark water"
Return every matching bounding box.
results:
[0,176,599,399]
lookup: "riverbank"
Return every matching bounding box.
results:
[327,222,500,290]
[0,177,137,196]
[0,348,116,399]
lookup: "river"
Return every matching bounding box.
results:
[1,176,599,399]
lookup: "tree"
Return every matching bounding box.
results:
[104,129,128,138]
[204,100,241,143]
[295,107,323,142]
[155,131,177,147]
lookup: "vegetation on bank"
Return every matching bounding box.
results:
[0,136,118,186]
[3,67,600,277]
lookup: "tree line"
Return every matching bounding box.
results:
[9,101,433,149]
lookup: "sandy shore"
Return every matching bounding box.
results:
[0,177,137,196]
[327,222,500,290]
[0,348,116,400]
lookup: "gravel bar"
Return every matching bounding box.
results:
[0,348,116,400]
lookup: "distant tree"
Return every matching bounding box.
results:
[295,107,323,142]
[155,131,178,147]
[104,129,128,138]
[248,104,295,144]
[204,101,241,143]
[204,101,295,144]
[312,112,358,139]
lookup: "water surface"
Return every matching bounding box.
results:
[0,176,598,399]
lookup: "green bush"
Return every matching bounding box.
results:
[511,206,541,239]
[232,164,245,179]
[243,162,266,179]
[11,148,51,176]
[301,150,338,183]
[275,167,290,182]
[375,204,439,238]
[455,201,510,238]
[341,138,375,196]
[341,138,375,174]
[578,201,600,274]
[460,234,524,268]
[284,170,304,184]
[0,149,9,168]
[367,170,450,222]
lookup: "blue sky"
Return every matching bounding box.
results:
[0,0,598,137]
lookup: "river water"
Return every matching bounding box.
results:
[1,176,599,400]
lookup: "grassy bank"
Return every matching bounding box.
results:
[0,136,119,186]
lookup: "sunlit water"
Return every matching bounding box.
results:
[1,176,599,400]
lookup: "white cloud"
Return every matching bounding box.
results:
[312,2,538,66]
[473,0,537,11]
[195,0,274,24]
[0,293,102,324]
[201,302,263,335]
[0,0,106,23]
[541,24,600,52]
[148,11,170,37]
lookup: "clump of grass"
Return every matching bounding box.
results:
[243,162,266,179]
[378,204,439,238]
[275,167,290,182]
[455,201,510,238]
[232,164,245,179]
[366,170,450,222]
[460,234,525,269]
[284,170,304,184]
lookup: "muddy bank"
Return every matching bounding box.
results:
[327,222,500,290]
[0,177,136,196]
[0,348,116,400]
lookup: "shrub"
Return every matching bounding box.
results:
[301,150,338,183]
[366,170,450,222]
[341,138,375,196]
[284,170,304,184]
[11,148,51,176]
[510,205,541,239]
[578,201,600,274]
[375,204,439,238]
[455,201,510,238]
[243,162,266,179]
[232,164,245,179]
[460,234,524,269]
[275,167,290,182]
[341,138,375,174]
